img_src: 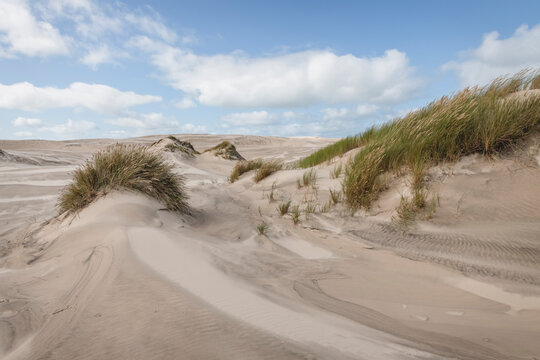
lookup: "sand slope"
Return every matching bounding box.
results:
[1,134,540,359]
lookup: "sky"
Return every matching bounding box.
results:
[1,0,540,140]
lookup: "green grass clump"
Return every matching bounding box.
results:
[229,159,263,182]
[277,200,291,216]
[330,163,343,179]
[299,169,317,188]
[290,205,301,225]
[343,70,540,209]
[395,190,439,228]
[329,188,342,204]
[253,160,282,183]
[58,144,189,214]
[297,136,362,168]
[257,222,269,236]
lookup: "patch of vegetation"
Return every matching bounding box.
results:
[395,189,439,229]
[329,188,342,204]
[277,200,291,216]
[204,141,245,161]
[58,144,189,214]
[229,159,263,182]
[297,136,362,168]
[343,70,540,209]
[267,181,277,202]
[290,205,301,225]
[257,222,269,236]
[299,169,317,188]
[253,160,282,183]
[330,163,343,179]
[304,202,317,219]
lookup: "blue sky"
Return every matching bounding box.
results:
[1,0,540,140]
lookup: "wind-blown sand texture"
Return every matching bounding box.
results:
[1,134,540,359]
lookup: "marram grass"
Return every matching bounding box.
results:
[298,70,540,210]
[58,144,189,214]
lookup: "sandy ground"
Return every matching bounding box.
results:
[0,134,539,360]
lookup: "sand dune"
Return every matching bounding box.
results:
[1,134,540,359]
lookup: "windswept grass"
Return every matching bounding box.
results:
[277,200,291,215]
[343,70,540,209]
[329,188,342,204]
[297,136,362,168]
[229,159,263,182]
[58,144,189,214]
[330,163,343,179]
[299,169,317,188]
[253,160,282,183]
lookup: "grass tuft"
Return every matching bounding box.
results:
[329,188,342,204]
[277,200,291,216]
[330,163,343,179]
[300,169,317,188]
[229,159,263,182]
[58,144,189,214]
[290,205,301,225]
[254,160,282,183]
[257,222,269,236]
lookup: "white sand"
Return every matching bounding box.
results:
[1,134,540,359]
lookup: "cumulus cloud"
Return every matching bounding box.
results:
[321,107,348,120]
[221,111,275,126]
[12,116,42,127]
[0,0,70,57]
[173,97,197,109]
[132,37,424,108]
[125,13,176,43]
[0,81,161,113]
[356,104,379,116]
[106,112,178,130]
[80,44,127,69]
[444,24,540,86]
[38,119,97,138]
[180,123,207,133]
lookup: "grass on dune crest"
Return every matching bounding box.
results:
[253,160,282,183]
[344,70,540,209]
[229,159,263,182]
[58,144,189,214]
[297,136,362,168]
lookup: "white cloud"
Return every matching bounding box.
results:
[38,119,97,138]
[173,97,197,109]
[0,0,70,57]
[356,104,379,116]
[444,24,540,86]
[125,13,176,43]
[321,107,348,120]
[80,44,127,69]
[180,123,207,133]
[107,112,178,129]
[133,37,424,108]
[0,81,161,113]
[12,116,42,127]
[221,111,275,126]
[14,131,33,138]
